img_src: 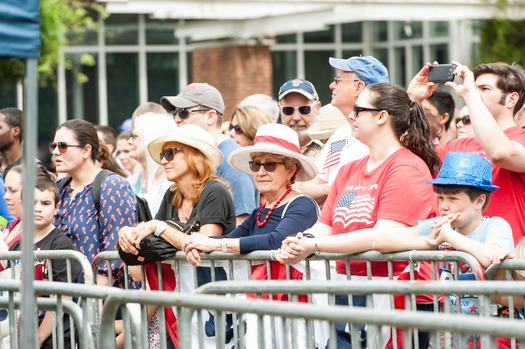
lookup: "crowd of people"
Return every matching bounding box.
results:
[0,53,525,348]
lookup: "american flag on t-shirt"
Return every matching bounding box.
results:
[333,192,375,228]
[322,139,347,170]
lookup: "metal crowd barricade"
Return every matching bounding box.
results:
[0,250,96,349]
[97,283,525,349]
[0,279,121,349]
[92,249,487,349]
[196,279,525,349]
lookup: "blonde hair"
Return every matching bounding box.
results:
[232,106,274,142]
[512,237,525,281]
[169,143,229,208]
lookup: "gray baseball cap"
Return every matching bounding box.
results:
[161,83,225,115]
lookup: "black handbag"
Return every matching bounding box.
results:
[118,219,200,265]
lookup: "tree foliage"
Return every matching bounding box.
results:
[478,0,525,66]
[0,0,105,86]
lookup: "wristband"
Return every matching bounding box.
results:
[314,239,321,255]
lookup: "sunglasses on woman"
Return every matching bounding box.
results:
[228,123,244,135]
[455,115,471,126]
[160,147,183,162]
[249,161,285,172]
[172,108,210,119]
[281,104,315,116]
[49,142,84,154]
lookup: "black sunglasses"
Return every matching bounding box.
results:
[49,142,84,154]
[249,161,285,172]
[281,105,314,116]
[228,123,244,135]
[352,105,383,119]
[455,115,471,126]
[172,108,210,119]
[160,147,183,162]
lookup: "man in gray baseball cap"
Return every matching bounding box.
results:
[160,83,257,226]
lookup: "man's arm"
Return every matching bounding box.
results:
[446,62,525,172]
[294,177,330,206]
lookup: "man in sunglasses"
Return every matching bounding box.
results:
[160,83,257,226]
[278,79,322,161]
[294,56,389,206]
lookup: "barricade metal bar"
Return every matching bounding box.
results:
[98,289,525,349]
[0,250,94,284]
[196,279,525,296]
[485,259,525,280]
[0,296,90,349]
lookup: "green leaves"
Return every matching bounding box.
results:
[0,0,105,86]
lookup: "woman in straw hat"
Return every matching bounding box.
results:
[184,123,319,263]
[117,123,236,349]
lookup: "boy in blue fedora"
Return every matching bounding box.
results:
[374,151,513,270]
[373,151,515,347]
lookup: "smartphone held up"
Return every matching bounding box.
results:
[428,64,455,83]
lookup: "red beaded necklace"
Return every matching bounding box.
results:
[256,184,292,227]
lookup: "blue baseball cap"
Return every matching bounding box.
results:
[329,56,389,85]
[427,152,499,192]
[278,79,319,101]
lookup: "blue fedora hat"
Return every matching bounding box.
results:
[428,152,499,192]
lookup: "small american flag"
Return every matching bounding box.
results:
[322,139,347,170]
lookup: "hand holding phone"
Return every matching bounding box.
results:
[428,64,455,83]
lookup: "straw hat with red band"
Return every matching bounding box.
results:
[227,123,318,182]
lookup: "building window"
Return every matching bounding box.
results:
[146,18,178,45]
[304,25,335,43]
[147,52,179,103]
[305,50,335,104]
[107,53,139,127]
[342,22,363,43]
[105,14,139,45]
[272,51,297,97]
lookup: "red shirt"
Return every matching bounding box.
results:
[438,126,525,246]
[320,148,438,276]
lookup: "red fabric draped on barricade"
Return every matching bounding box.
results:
[145,263,179,348]
[248,262,308,302]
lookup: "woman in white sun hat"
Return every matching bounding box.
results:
[183,123,320,348]
[184,123,318,261]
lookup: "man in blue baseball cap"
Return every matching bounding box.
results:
[296,56,389,206]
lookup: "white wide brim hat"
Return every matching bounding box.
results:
[227,123,317,182]
[148,124,223,168]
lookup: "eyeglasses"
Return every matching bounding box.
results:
[455,115,471,126]
[333,76,360,85]
[49,142,84,154]
[249,161,285,172]
[352,105,383,119]
[281,103,316,116]
[172,108,210,119]
[159,147,183,162]
[228,123,244,135]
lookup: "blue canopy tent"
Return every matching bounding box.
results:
[0,1,40,348]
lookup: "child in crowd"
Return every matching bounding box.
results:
[9,175,82,349]
[373,151,515,348]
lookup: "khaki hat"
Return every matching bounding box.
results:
[148,124,222,168]
[228,123,317,182]
[307,104,347,140]
[161,83,225,115]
